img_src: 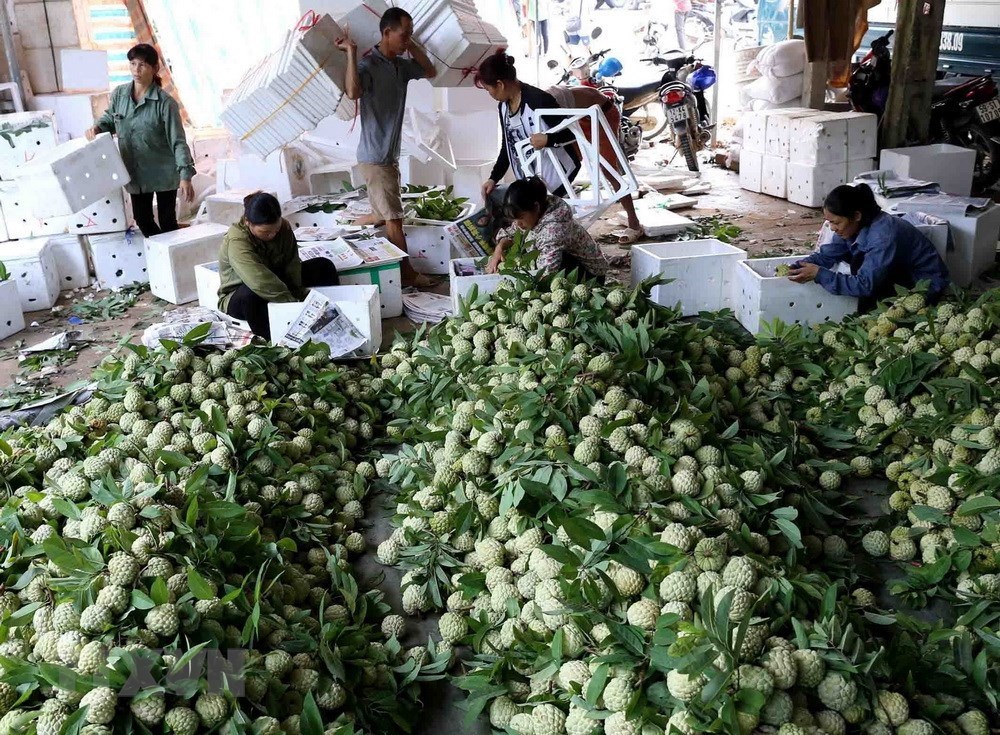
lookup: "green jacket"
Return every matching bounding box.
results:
[95,82,195,195]
[217,220,305,311]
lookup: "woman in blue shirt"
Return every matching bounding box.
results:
[789,183,950,311]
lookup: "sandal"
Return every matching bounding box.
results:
[614,227,644,247]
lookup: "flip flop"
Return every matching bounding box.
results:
[614,227,644,246]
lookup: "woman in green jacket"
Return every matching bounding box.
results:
[217,192,339,340]
[86,43,195,237]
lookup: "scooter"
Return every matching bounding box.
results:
[725,0,758,50]
[931,75,1000,192]
[849,30,892,118]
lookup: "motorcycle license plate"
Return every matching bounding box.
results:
[667,106,689,124]
[976,98,1000,124]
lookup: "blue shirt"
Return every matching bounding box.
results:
[356,47,425,165]
[802,212,950,299]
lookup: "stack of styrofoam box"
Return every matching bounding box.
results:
[895,198,1000,288]
[12,133,130,216]
[631,240,747,317]
[1,182,128,239]
[13,0,84,94]
[396,0,507,87]
[734,256,857,334]
[311,0,388,55]
[205,189,277,227]
[880,144,977,197]
[400,201,476,275]
[739,108,877,207]
[49,234,91,290]
[286,201,349,229]
[220,15,353,158]
[145,223,229,304]
[336,239,408,318]
[191,130,236,169]
[3,237,61,310]
[87,228,149,290]
[0,111,59,179]
[29,88,110,143]
[268,285,382,356]
[0,278,26,339]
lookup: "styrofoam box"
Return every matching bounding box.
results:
[765,109,823,158]
[450,159,493,203]
[145,223,228,304]
[742,110,782,154]
[236,148,310,203]
[788,113,849,166]
[3,236,61,310]
[192,131,235,163]
[399,155,448,189]
[14,1,80,49]
[87,229,149,289]
[880,144,977,197]
[268,285,382,356]
[642,207,695,237]
[436,87,499,113]
[914,222,949,261]
[311,0,387,53]
[443,110,501,161]
[195,261,222,310]
[23,47,59,94]
[49,234,90,290]
[735,256,857,334]
[205,189,276,227]
[0,182,66,238]
[739,150,764,193]
[338,260,404,318]
[58,49,109,92]
[0,279,26,339]
[286,207,347,229]
[786,162,847,208]
[13,133,130,217]
[449,257,510,313]
[308,166,354,196]
[0,110,58,178]
[68,190,128,234]
[405,223,453,275]
[761,155,787,199]
[30,92,110,143]
[846,158,877,182]
[844,112,877,160]
[631,239,747,316]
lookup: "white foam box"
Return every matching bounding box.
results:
[739,150,764,193]
[14,1,80,49]
[192,130,235,164]
[30,92,110,143]
[846,158,877,182]
[734,256,857,334]
[742,111,774,154]
[436,87,499,113]
[87,229,149,289]
[23,47,59,94]
[0,111,58,178]
[0,181,66,238]
[145,223,228,304]
[205,189,277,226]
[761,155,788,199]
[68,190,128,235]
[442,110,501,160]
[309,0,387,54]
[338,255,405,319]
[286,206,347,229]
[788,113,848,166]
[914,222,949,261]
[404,222,452,274]
[13,133,130,217]
[268,285,382,356]
[786,162,847,208]
[236,148,310,202]
[449,257,511,313]
[2,236,61,310]
[845,112,877,160]
[57,49,109,92]
[631,239,747,316]
[0,279,26,339]
[449,159,493,203]
[49,234,90,290]
[308,166,354,195]
[765,109,823,158]
[944,205,1000,287]
[399,155,448,189]
[880,144,977,197]
[642,207,695,237]
[195,261,222,310]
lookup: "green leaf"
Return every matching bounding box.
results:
[187,568,215,601]
[586,663,610,707]
[300,692,324,735]
[130,590,156,610]
[956,496,1000,517]
[150,577,169,606]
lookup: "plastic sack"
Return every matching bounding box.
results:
[750,39,807,80]
[743,73,804,105]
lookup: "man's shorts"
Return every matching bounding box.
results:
[358,163,404,222]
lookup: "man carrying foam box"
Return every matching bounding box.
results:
[338,7,437,287]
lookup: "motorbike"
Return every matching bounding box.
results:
[724,0,758,50]
[931,75,1000,192]
[849,30,893,118]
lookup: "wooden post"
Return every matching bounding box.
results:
[801,60,828,109]
[881,0,946,148]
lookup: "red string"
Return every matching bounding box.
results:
[295,10,320,31]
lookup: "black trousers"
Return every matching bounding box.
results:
[226,258,340,341]
[131,190,178,238]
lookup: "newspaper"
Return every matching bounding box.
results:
[854,170,940,198]
[283,194,351,215]
[446,208,491,258]
[298,238,365,270]
[402,290,454,323]
[294,226,354,241]
[893,193,993,217]
[348,236,408,264]
[141,308,253,350]
[277,291,369,358]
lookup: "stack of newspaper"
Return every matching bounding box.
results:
[276,291,369,358]
[141,308,254,350]
[402,290,453,323]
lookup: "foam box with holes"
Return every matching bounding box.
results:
[268,285,382,357]
[631,239,747,316]
[50,235,91,290]
[0,111,58,179]
[739,150,764,193]
[338,259,404,319]
[0,182,66,239]
[286,206,348,229]
[87,229,149,290]
[67,190,128,235]
[734,256,857,334]
[765,109,823,158]
[761,155,788,199]
[788,113,849,166]
[449,258,514,313]
[145,223,228,304]
[12,133,130,217]
[205,189,276,227]
[195,261,222,310]
[0,279,25,339]
[404,223,453,275]
[786,162,847,208]
[3,237,61,310]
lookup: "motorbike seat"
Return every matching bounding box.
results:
[618,79,665,100]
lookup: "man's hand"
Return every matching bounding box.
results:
[335,33,357,53]
[179,179,195,203]
[482,179,496,201]
[530,133,549,149]
[85,127,98,141]
[788,262,819,283]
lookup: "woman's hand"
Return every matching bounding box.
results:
[482,179,496,201]
[179,179,195,203]
[788,262,819,283]
[85,127,99,141]
[486,239,511,274]
[530,133,549,149]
